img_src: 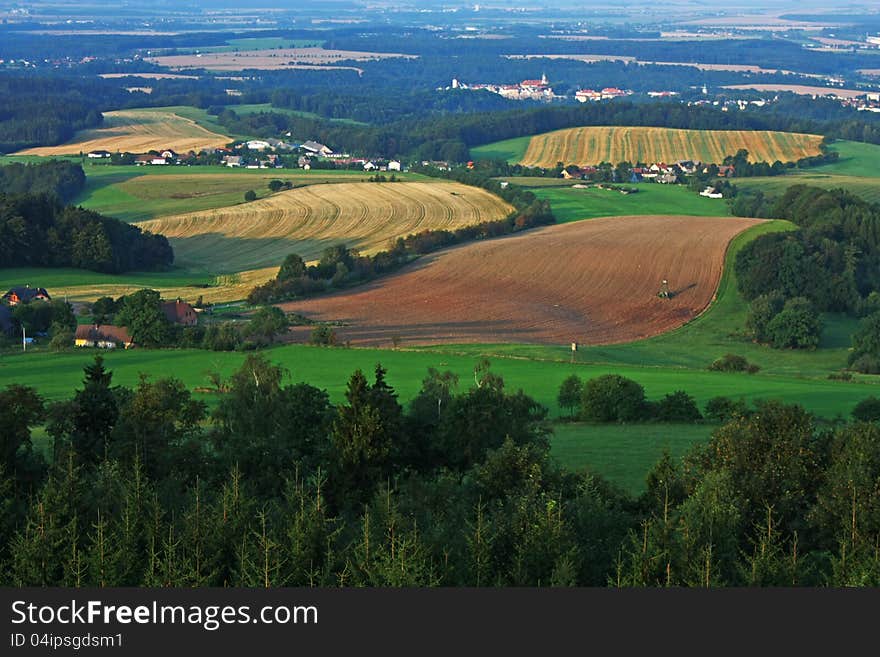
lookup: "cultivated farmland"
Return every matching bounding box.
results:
[280,215,762,346]
[516,126,824,168]
[138,181,513,272]
[149,47,417,72]
[17,109,230,156]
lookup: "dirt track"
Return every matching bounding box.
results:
[280,215,763,347]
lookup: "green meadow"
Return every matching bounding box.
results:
[470,135,532,163]
[551,423,715,493]
[528,182,729,222]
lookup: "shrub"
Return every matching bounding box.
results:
[851,355,880,375]
[654,390,702,423]
[709,354,760,373]
[704,396,750,423]
[852,396,880,422]
[244,190,257,202]
[310,325,337,346]
[580,374,646,422]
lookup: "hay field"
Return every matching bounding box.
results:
[518,126,823,167]
[17,109,230,156]
[138,182,513,273]
[280,215,763,347]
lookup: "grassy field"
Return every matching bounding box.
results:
[476,127,823,168]
[525,182,730,222]
[551,423,715,493]
[16,108,231,156]
[1,342,875,420]
[138,181,514,273]
[471,136,532,163]
[733,141,880,203]
[226,103,365,126]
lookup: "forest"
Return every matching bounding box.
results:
[0,193,172,274]
[0,160,86,203]
[2,356,879,587]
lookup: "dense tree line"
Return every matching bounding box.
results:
[0,160,86,203]
[735,185,880,315]
[2,356,880,587]
[0,77,103,153]
[0,194,172,273]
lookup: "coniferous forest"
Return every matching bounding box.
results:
[2,356,879,587]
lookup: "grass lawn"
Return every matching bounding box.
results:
[550,422,715,494]
[529,183,731,223]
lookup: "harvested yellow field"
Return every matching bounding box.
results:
[138,182,514,273]
[149,47,416,72]
[17,109,230,156]
[722,84,867,99]
[55,267,280,306]
[519,126,824,167]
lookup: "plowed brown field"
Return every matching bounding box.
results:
[280,215,763,347]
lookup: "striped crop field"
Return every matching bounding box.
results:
[17,109,230,156]
[517,126,824,167]
[138,181,513,274]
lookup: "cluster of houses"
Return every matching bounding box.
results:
[87,137,407,172]
[562,160,735,185]
[574,87,633,102]
[1,285,199,349]
[444,74,559,101]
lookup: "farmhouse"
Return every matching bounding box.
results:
[225,155,244,167]
[246,140,272,151]
[301,141,334,156]
[161,299,198,326]
[74,325,134,349]
[3,286,50,306]
[700,186,724,199]
[87,150,112,158]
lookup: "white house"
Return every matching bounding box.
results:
[388,160,402,172]
[87,150,112,158]
[246,140,272,151]
[700,186,724,199]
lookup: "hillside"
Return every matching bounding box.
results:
[138,181,514,273]
[280,214,762,346]
[16,108,231,156]
[475,126,824,167]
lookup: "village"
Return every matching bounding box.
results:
[440,74,634,103]
[85,136,409,173]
